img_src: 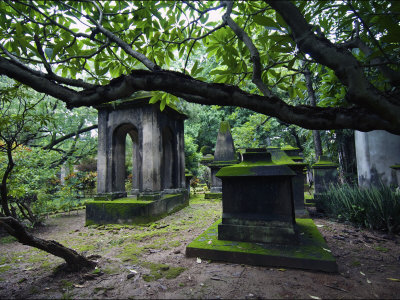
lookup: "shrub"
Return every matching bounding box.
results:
[318,183,400,233]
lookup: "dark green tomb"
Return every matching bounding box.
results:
[186,148,337,272]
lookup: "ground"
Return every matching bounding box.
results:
[0,194,400,299]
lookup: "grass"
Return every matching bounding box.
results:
[318,183,400,233]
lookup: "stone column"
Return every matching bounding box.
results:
[207,121,238,196]
[355,130,400,187]
[96,110,109,195]
[311,156,338,201]
[139,109,162,200]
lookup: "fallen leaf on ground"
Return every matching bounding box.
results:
[73,284,84,288]
[323,248,331,252]
[277,268,286,271]
[309,295,321,299]
[360,271,365,276]
[367,279,372,284]
[387,278,400,282]
[196,257,202,264]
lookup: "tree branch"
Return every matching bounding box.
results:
[266,0,400,125]
[43,124,98,150]
[223,1,272,97]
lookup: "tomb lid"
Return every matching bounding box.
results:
[216,148,295,177]
[95,91,188,120]
[281,145,300,151]
[311,155,338,169]
[268,148,307,168]
[280,145,304,162]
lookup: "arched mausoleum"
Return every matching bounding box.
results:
[96,92,187,200]
[86,92,188,225]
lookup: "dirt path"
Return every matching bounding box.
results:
[1,195,400,299]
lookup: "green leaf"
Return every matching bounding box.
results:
[160,99,166,111]
[149,95,159,104]
[253,15,279,29]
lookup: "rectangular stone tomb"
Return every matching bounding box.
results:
[186,219,338,273]
[216,149,297,244]
[85,194,188,225]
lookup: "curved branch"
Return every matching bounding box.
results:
[0,46,95,89]
[43,124,98,150]
[267,0,400,124]
[223,1,272,97]
[59,2,156,70]
[1,56,399,133]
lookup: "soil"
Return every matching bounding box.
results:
[1,195,400,299]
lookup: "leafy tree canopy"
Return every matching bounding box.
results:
[0,0,399,133]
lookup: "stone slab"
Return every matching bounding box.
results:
[186,218,337,273]
[85,194,188,225]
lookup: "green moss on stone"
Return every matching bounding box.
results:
[312,156,337,168]
[390,164,400,170]
[187,218,336,262]
[219,121,231,134]
[281,145,300,151]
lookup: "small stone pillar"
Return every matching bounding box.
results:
[281,146,308,218]
[311,156,338,200]
[60,163,68,185]
[216,148,297,244]
[185,169,193,197]
[207,121,238,195]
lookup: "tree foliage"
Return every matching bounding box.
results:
[0,0,398,133]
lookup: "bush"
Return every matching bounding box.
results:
[318,183,400,233]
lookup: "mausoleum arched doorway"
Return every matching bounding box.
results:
[112,124,141,196]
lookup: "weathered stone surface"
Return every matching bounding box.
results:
[186,219,338,273]
[207,121,238,194]
[216,148,297,244]
[95,93,187,198]
[355,130,400,187]
[86,194,188,225]
[279,146,308,218]
[312,155,338,201]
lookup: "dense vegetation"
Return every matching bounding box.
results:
[0,0,399,269]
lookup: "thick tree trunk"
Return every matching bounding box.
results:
[0,216,95,271]
[1,147,14,216]
[336,130,357,184]
[304,69,323,159]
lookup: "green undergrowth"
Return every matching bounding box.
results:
[318,183,400,233]
[0,235,17,244]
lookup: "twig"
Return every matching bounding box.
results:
[324,284,348,292]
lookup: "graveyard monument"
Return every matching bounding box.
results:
[85,92,189,225]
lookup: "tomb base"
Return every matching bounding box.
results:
[85,193,188,225]
[186,219,337,273]
[218,222,297,244]
[204,192,222,199]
